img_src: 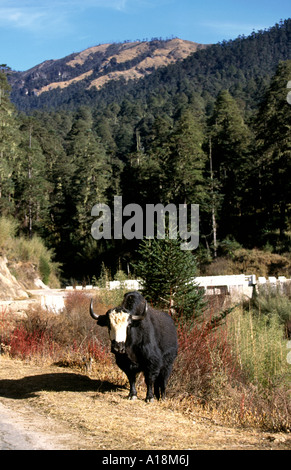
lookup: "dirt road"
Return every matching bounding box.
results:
[0,401,76,450]
[0,357,290,451]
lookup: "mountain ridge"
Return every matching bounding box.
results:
[10,38,209,98]
[9,19,291,112]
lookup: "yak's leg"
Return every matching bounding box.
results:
[126,371,138,400]
[144,372,156,403]
[154,362,174,400]
[154,376,161,400]
[154,374,167,400]
[159,377,167,400]
[115,355,138,401]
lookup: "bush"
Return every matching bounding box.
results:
[0,291,111,367]
[233,249,291,277]
[167,304,291,431]
[14,235,50,264]
[170,319,241,403]
[202,248,291,278]
[252,285,291,326]
[224,306,291,430]
[96,262,111,288]
[39,255,51,285]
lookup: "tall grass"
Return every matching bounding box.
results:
[228,306,289,389]
[224,303,291,431]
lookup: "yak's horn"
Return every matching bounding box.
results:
[89,299,99,320]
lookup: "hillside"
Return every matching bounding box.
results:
[1,19,291,280]
[9,19,291,112]
[10,38,208,105]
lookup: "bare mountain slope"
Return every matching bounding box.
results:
[10,38,208,98]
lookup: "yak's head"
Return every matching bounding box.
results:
[89,291,147,354]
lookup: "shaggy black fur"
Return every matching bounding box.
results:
[92,291,178,402]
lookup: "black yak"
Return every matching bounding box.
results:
[90,291,178,402]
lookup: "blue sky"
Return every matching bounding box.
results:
[0,0,290,71]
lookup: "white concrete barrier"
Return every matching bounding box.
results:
[62,275,290,303]
[108,279,142,290]
[41,295,65,313]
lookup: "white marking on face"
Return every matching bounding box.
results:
[109,310,130,343]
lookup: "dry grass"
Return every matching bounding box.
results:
[66,43,111,67]
[36,39,207,95]
[0,357,289,450]
[35,71,94,96]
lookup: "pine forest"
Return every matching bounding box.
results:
[1,19,291,283]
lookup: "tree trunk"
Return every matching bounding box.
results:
[209,137,217,258]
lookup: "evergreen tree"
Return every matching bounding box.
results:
[27,111,73,246]
[0,67,20,214]
[59,106,113,276]
[17,116,50,237]
[254,60,291,243]
[130,114,173,204]
[66,107,112,241]
[208,90,253,241]
[168,108,207,205]
[135,236,204,321]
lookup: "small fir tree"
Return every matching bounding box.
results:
[135,236,204,321]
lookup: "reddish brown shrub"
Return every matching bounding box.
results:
[169,319,242,403]
[0,293,112,366]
